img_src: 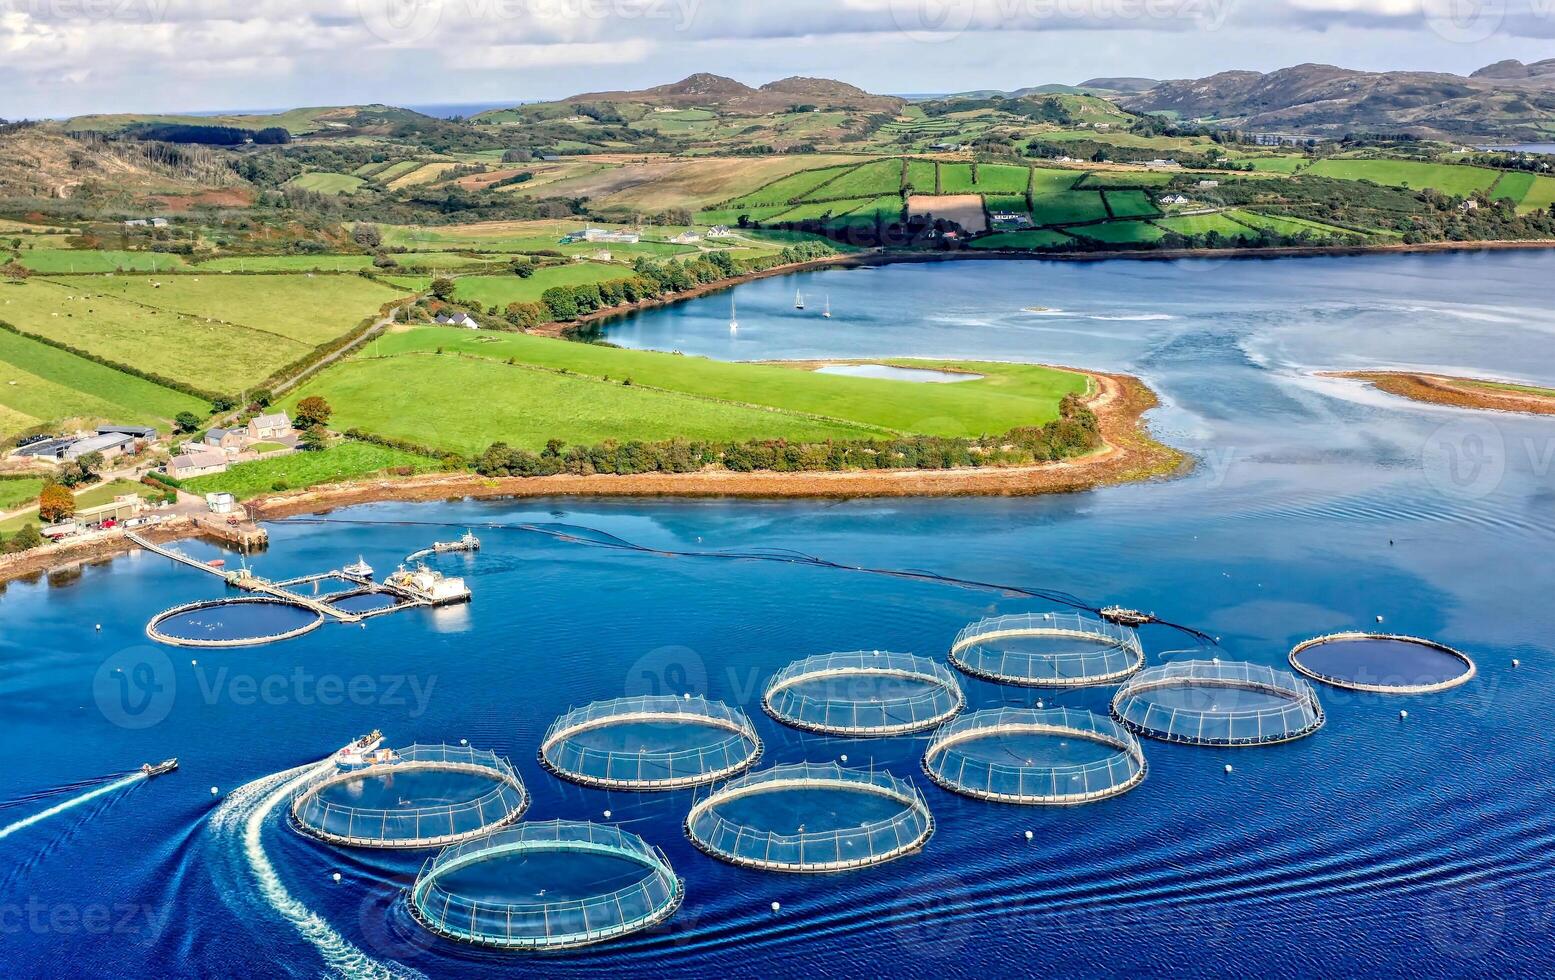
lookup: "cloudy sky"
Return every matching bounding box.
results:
[3,0,1555,118]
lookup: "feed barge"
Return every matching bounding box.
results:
[379,564,471,606]
[406,531,480,563]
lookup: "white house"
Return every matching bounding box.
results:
[434,311,480,329]
[707,225,733,238]
[1145,159,1181,170]
[1197,179,1220,189]
[205,492,238,515]
[168,450,229,480]
[671,231,702,244]
[1160,194,1190,205]
[247,412,292,441]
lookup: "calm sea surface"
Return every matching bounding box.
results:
[3,252,1553,978]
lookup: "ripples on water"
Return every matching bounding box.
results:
[2,253,1553,976]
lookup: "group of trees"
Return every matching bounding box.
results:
[472,394,1101,480]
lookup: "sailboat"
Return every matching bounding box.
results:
[728,293,738,332]
[794,288,805,310]
[822,294,832,319]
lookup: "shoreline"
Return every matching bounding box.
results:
[1324,370,1555,416]
[0,370,1181,587]
[545,237,1555,336]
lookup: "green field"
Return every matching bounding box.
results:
[1153,213,1255,238]
[1066,220,1168,244]
[0,476,45,512]
[179,442,441,500]
[938,163,978,193]
[283,172,368,195]
[0,321,206,438]
[825,196,905,230]
[289,328,1089,455]
[1074,171,1175,187]
[0,478,150,534]
[969,230,1077,250]
[697,205,795,226]
[0,274,401,393]
[451,263,627,307]
[903,159,936,193]
[803,159,902,200]
[1228,210,1353,238]
[1104,190,1159,218]
[196,255,377,272]
[1230,157,1308,173]
[972,165,1035,193]
[772,197,877,223]
[1491,171,1555,213]
[1304,159,1499,196]
[1029,190,1110,225]
[18,249,188,273]
[725,165,861,207]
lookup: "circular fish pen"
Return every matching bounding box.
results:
[327,590,405,616]
[540,695,762,791]
[146,597,324,647]
[685,762,933,873]
[1289,633,1476,694]
[1111,660,1325,747]
[949,612,1144,687]
[408,820,682,951]
[922,707,1146,805]
[763,651,965,736]
[291,744,528,849]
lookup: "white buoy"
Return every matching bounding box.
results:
[460,738,468,745]
[332,872,341,883]
[840,754,848,763]
[684,693,691,700]
[1399,709,1408,719]
[1376,615,1384,623]
[1224,764,1233,773]
[191,659,198,666]
[1513,659,1521,667]
[95,624,102,631]
[1036,700,1043,709]
[210,786,220,795]
[604,809,612,819]
[1024,830,1033,840]
[770,901,781,912]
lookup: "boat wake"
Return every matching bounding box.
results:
[209,761,424,980]
[0,771,145,843]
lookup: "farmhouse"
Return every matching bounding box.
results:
[707,225,733,238]
[990,211,1034,228]
[434,312,480,329]
[167,449,228,479]
[671,231,702,244]
[247,412,293,441]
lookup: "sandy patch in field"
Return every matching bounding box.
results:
[908,194,988,232]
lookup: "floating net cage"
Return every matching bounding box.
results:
[1111,660,1325,747]
[291,744,529,848]
[1289,632,1476,694]
[146,597,324,647]
[327,590,406,616]
[763,651,965,737]
[949,612,1145,687]
[922,707,1146,805]
[408,820,683,951]
[540,695,762,791]
[685,762,934,873]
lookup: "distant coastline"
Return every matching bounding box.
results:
[1325,370,1555,415]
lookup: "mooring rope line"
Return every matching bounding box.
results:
[272,516,1217,645]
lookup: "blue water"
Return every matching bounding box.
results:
[2,251,1554,976]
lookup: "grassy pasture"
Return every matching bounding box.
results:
[1103,190,1159,218]
[903,159,936,193]
[726,165,861,207]
[0,476,45,512]
[1492,171,1555,212]
[180,442,441,500]
[283,172,367,195]
[1153,213,1255,238]
[772,198,877,223]
[824,196,904,230]
[1228,210,1353,238]
[0,326,203,438]
[450,263,627,307]
[1304,159,1498,196]
[698,204,797,226]
[937,163,978,193]
[1029,190,1109,225]
[305,327,1091,454]
[18,250,188,273]
[1066,220,1167,244]
[1230,157,1307,173]
[803,159,902,200]
[971,165,1034,193]
[1074,171,1175,187]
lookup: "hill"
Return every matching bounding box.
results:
[559,73,904,114]
[1123,62,1555,139]
[60,104,439,137]
[0,128,242,200]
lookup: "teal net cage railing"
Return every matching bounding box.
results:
[540,695,762,791]
[922,706,1146,805]
[763,651,965,736]
[949,612,1145,687]
[408,820,683,951]
[290,744,529,848]
[685,762,934,873]
[1111,659,1325,746]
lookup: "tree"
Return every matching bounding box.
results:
[352,223,382,249]
[174,410,202,433]
[6,523,42,552]
[430,276,457,301]
[77,451,104,477]
[294,395,333,429]
[211,394,236,413]
[300,425,329,452]
[38,484,74,523]
[1,260,29,280]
